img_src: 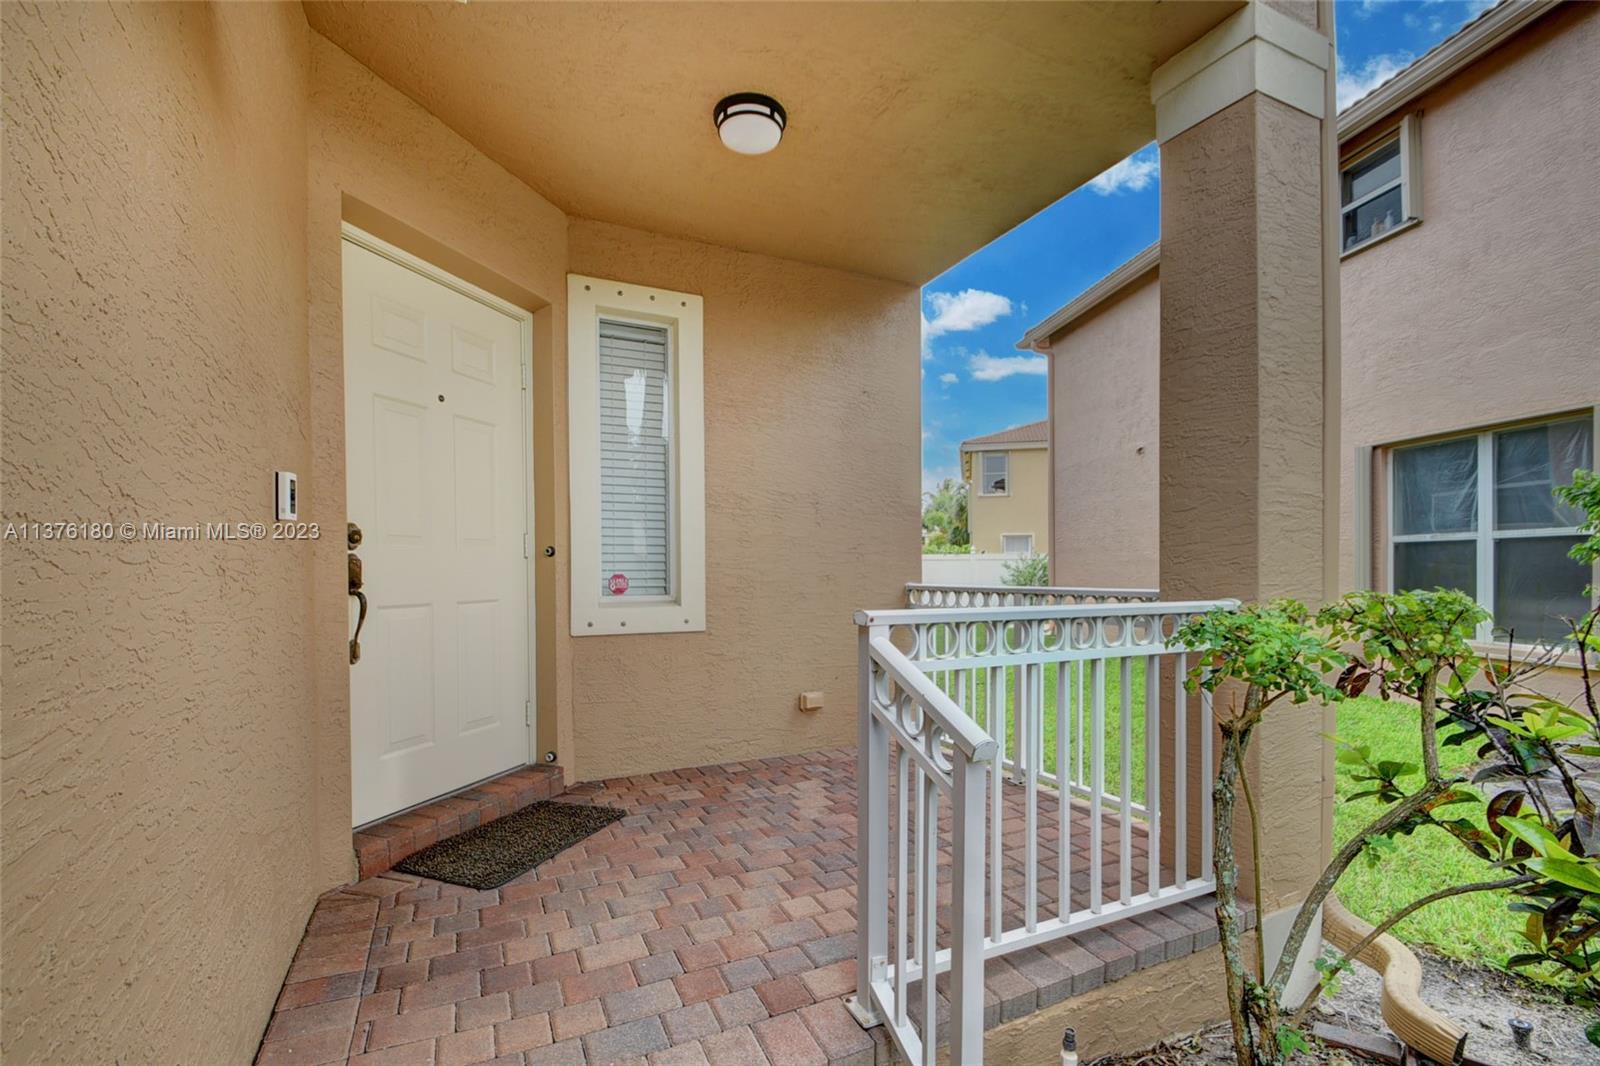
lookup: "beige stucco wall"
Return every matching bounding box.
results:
[2,4,315,1062]
[566,219,921,781]
[1338,0,1600,593]
[1045,270,1161,588]
[965,446,1051,556]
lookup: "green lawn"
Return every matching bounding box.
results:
[1331,695,1528,969]
[935,660,1151,802]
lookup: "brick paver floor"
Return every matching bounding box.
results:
[258,749,1228,1066]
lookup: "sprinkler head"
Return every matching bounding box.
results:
[1062,1028,1077,1051]
[1508,1018,1533,1050]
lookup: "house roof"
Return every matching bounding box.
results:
[1016,243,1159,351]
[302,1,1242,285]
[960,420,1049,451]
[1015,0,1560,350]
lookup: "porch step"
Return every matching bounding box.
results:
[352,763,565,879]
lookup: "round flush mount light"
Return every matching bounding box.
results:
[713,93,786,155]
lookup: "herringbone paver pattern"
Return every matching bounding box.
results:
[258,749,1228,1065]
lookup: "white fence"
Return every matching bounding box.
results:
[848,597,1235,1065]
[919,552,1026,587]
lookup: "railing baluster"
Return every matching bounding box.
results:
[988,665,1002,942]
[1145,654,1160,897]
[1119,657,1133,906]
[1175,651,1188,888]
[895,743,909,1027]
[920,771,938,1066]
[1075,660,1086,789]
[1056,660,1070,919]
[1090,658,1105,914]
[1024,662,1039,933]
[913,769,925,967]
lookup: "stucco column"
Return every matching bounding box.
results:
[1152,0,1340,996]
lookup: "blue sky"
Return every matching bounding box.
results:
[919,0,1499,493]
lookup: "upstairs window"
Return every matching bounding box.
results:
[1389,415,1593,645]
[980,452,1009,496]
[1341,115,1421,254]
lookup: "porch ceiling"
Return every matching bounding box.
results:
[303,0,1242,284]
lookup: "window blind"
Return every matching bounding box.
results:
[598,319,673,598]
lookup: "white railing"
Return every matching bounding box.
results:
[848,598,1236,1065]
[905,582,1161,608]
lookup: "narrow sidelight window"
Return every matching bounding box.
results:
[569,276,705,635]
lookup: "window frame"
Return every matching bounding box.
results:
[1001,533,1034,556]
[978,451,1010,497]
[568,274,705,636]
[1340,114,1422,257]
[1385,413,1595,646]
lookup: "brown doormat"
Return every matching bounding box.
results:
[394,801,625,890]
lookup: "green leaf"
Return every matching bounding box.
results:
[1585,1019,1600,1049]
[1526,857,1600,895]
[1275,1026,1310,1058]
[1500,816,1572,859]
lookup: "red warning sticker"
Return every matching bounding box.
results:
[607,573,629,596]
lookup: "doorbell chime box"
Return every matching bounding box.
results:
[276,471,299,521]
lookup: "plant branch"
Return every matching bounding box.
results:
[1238,752,1268,982]
[1265,776,1449,995]
[1288,876,1535,1027]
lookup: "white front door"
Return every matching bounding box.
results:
[343,237,530,827]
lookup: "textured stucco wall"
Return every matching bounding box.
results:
[1,3,315,1062]
[305,30,572,854]
[1339,1,1600,592]
[567,219,921,781]
[966,447,1051,556]
[1160,89,1333,910]
[1046,270,1161,588]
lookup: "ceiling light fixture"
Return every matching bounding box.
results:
[713,93,786,155]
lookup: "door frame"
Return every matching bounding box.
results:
[340,221,539,786]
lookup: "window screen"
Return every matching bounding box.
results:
[1002,534,1034,555]
[981,453,1008,495]
[598,319,672,599]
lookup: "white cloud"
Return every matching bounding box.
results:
[923,289,1013,340]
[1087,145,1159,196]
[938,372,959,385]
[1337,52,1413,111]
[968,351,1047,382]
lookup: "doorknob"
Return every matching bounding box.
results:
[348,522,367,665]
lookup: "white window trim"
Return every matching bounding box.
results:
[1384,414,1594,645]
[1340,113,1422,258]
[568,274,705,636]
[1001,533,1034,555]
[979,451,1010,497]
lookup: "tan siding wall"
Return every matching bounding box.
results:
[1046,272,1161,588]
[967,447,1051,556]
[1,4,315,1061]
[1340,2,1600,591]
[567,219,921,781]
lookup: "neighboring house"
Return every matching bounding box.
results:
[1023,0,1599,651]
[960,420,1050,556]
[4,4,1355,1064]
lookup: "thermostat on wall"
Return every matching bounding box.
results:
[275,471,299,521]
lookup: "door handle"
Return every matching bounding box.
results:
[348,522,367,665]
